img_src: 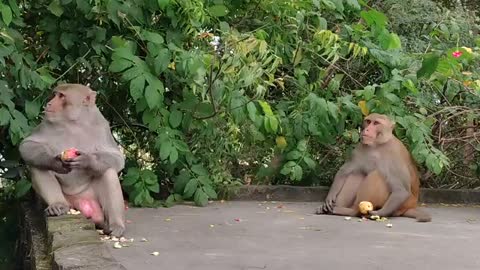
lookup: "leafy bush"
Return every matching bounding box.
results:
[0,0,479,207]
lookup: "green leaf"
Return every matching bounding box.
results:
[280,161,296,175]
[360,10,387,28]
[122,167,140,186]
[247,102,258,122]
[160,141,172,160]
[194,102,214,118]
[76,0,91,14]
[174,170,190,194]
[142,30,164,44]
[169,109,183,128]
[174,194,183,202]
[191,164,208,176]
[142,109,158,129]
[8,0,20,17]
[287,150,302,160]
[194,188,209,206]
[329,0,344,13]
[202,185,218,199]
[183,178,199,199]
[157,0,170,10]
[129,75,145,101]
[173,140,189,152]
[268,116,279,133]
[145,84,162,109]
[25,100,40,119]
[165,194,176,207]
[219,21,230,32]
[197,175,212,186]
[387,33,401,49]
[60,33,75,49]
[114,47,138,62]
[363,85,375,100]
[292,165,303,181]
[411,128,424,143]
[297,140,307,152]
[321,0,336,10]
[0,3,12,26]
[109,59,133,73]
[15,179,31,198]
[48,0,64,17]
[303,157,316,169]
[147,182,160,193]
[0,107,11,125]
[169,147,178,164]
[154,48,170,75]
[327,102,338,121]
[417,54,439,79]
[258,101,273,116]
[345,0,361,10]
[208,4,228,17]
[141,170,157,185]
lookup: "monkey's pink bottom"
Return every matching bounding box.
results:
[66,194,104,224]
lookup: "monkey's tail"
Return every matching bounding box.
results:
[402,208,432,222]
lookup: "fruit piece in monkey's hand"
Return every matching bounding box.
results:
[358,201,373,215]
[61,148,79,161]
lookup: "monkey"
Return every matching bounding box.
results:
[19,83,127,236]
[315,113,431,222]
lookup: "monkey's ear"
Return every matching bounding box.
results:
[83,91,97,106]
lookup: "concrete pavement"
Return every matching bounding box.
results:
[108,201,480,270]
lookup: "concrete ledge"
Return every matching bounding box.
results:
[19,196,126,270]
[230,185,480,204]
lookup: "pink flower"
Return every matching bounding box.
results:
[452,51,463,58]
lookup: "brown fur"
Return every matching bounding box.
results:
[316,113,431,222]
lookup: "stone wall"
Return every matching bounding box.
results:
[17,197,125,270]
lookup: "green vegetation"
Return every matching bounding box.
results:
[0,0,479,209]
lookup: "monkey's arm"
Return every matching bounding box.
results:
[90,150,125,173]
[19,141,70,174]
[323,160,360,212]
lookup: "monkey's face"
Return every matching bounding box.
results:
[361,119,378,146]
[44,86,94,123]
[44,91,68,121]
[361,114,394,146]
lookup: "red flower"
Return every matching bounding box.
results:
[452,51,463,58]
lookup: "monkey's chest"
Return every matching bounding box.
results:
[362,152,382,172]
[51,127,103,153]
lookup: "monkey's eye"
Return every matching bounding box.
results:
[373,121,380,125]
[365,120,371,125]
[58,92,65,99]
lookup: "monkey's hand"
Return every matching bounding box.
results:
[51,155,72,174]
[323,193,337,213]
[64,151,95,170]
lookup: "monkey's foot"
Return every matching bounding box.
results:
[45,202,70,216]
[104,223,125,238]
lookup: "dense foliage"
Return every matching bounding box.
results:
[0,0,479,207]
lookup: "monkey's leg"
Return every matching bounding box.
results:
[30,168,70,216]
[317,174,364,215]
[93,168,126,237]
